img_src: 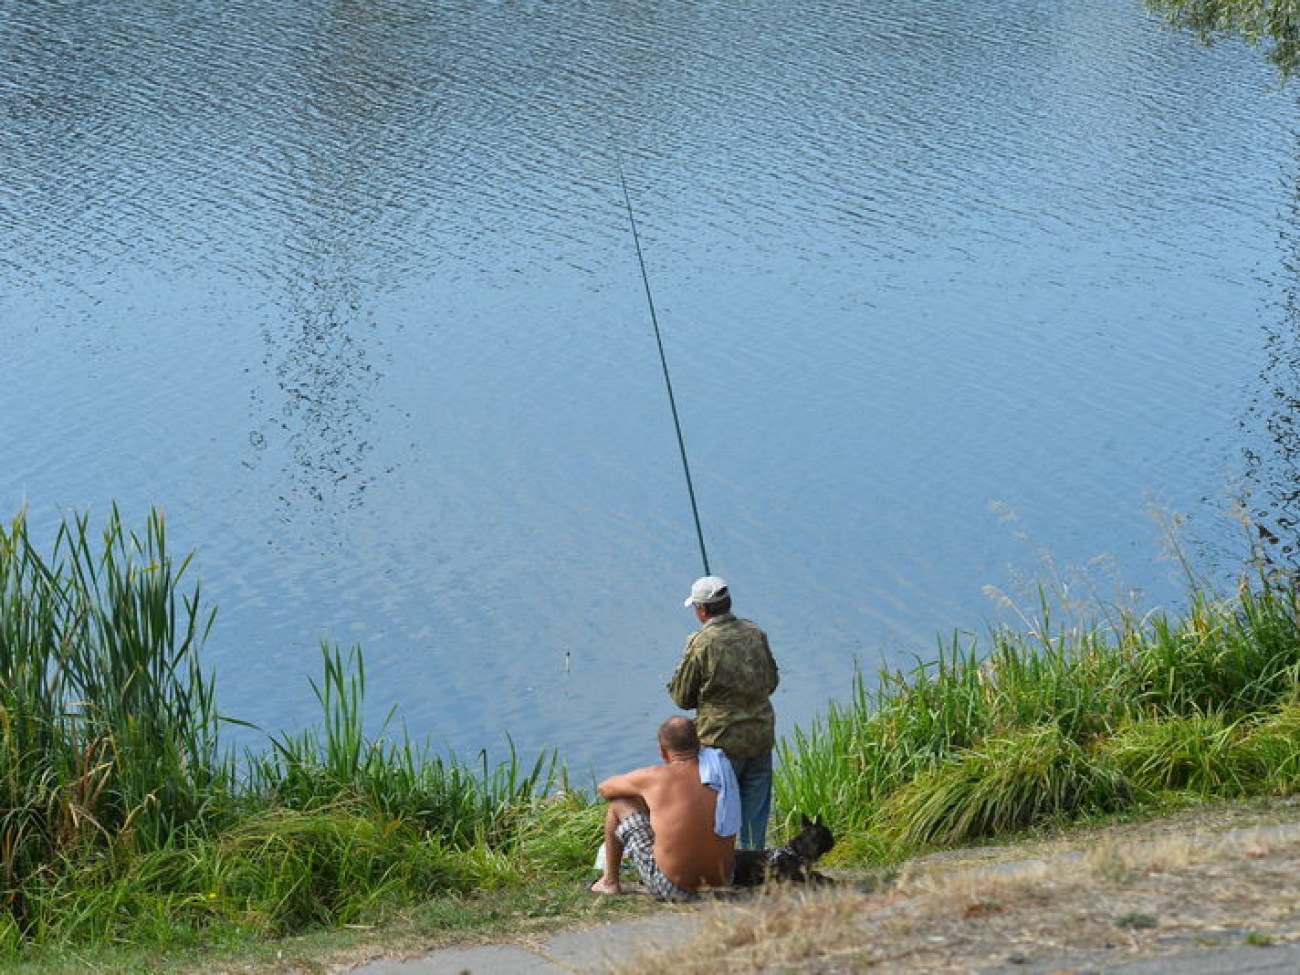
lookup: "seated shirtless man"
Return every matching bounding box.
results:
[591,715,735,901]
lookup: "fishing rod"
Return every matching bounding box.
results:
[614,152,711,577]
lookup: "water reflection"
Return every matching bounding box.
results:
[1244,139,1300,564]
[257,282,379,512]
[242,1,423,515]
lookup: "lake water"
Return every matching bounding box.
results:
[3,0,1297,780]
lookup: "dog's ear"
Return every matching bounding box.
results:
[801,813,813,829]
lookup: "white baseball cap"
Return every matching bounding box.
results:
[684,575,729,607]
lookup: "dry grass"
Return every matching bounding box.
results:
[607,802,1300,973]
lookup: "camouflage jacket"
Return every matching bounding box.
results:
[667,613,779,760]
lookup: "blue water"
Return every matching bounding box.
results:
[3,0,1296,779]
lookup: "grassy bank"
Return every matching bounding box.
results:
[2,507,1298,970]
[776,551,1300,861]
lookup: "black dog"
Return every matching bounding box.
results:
[732,815,835,887]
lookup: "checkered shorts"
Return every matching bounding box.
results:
[615,812,699,902]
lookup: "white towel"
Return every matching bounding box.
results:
[698,746,741,837]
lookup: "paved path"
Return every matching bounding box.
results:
[344,908,1300,975]
[346,909,706,975]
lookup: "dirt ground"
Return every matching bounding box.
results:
[611,798,1300,974]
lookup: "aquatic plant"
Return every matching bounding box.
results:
[0,507,228,911]
[250,641,558,848]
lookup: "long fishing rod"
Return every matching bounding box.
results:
[614,152,711,577]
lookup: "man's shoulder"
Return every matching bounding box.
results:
[692,617,751,640]
[638,762,704,801]
[630,762,667,780]
[689,616,767,655]
[714,616,768,640]
[631,761,691,782]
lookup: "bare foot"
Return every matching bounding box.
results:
[590,877,623,895]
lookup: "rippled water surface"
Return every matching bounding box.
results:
[3,0,1297,777]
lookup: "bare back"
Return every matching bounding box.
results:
[601,760,735,890]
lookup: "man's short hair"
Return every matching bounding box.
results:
[701,595,732,616]
[659,715,700,755]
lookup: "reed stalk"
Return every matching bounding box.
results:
[255,641,557,848]
[0,507,230,914]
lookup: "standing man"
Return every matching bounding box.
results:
[668,576,780,850]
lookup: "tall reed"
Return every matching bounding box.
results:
[0,507,229,916]
[251,641,558,849]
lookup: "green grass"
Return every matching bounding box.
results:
[875,723,1131,848]
[250,641,557,848]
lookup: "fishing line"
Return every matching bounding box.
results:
[614,151,711,576]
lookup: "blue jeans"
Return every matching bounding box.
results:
[727,751,773,850]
